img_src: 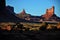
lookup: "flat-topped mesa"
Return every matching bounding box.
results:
[42,6,55,20]
[20,9,26,15]
[6,6,14,13]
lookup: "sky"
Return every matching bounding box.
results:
[6,0,60,17]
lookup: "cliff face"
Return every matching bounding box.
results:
[42,6,54,20]
[41,6,60,21]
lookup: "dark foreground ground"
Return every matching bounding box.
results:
[0,30,60,40]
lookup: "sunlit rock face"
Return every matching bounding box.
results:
[41,6,60,21]
[42,6,54,20]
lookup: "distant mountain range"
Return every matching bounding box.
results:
[16,6,60,22]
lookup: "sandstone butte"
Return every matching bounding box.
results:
[42,6,55,20]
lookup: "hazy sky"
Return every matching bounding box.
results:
[6,0,60,17]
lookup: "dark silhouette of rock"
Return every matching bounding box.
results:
[6,6,15,14]
[0,0,5,11]
[0,0,29,22]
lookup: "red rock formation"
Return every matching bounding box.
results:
[42,6,54,20]
[20,9,26,15]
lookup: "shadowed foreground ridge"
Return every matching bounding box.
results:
[0,29,60,40]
